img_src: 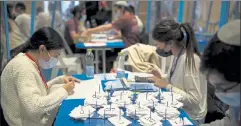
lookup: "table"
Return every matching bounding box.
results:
[75,41,125,74]
[54,74,195,126]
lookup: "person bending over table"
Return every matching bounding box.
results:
[81,5,140,72]
[1,27,79,126]
[200,20,240,126]
[149,18,207,125]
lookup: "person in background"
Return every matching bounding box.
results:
[200,20,240,126]
[111,1,143,41]
[35,6,50,30]
[14,2,31,41]
[7,3,25,58]
[129,5,144,34]
[85,1,99,28]
[64,5,86,53]
[150,18,207,125]
[1,27,79,126]
[81,5,140,48]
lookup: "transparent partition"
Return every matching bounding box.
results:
[229,1,240,21]
[0,2,8,74]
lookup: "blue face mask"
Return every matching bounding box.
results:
[215,92,240,107]
[81,15,87,22]
[115,11,121,19]
[38,52,58,69]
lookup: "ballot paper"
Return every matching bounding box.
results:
[127,72,153,82]
[98,104,123,118]
[126,104,150,119]
[69,105,96,120]
[108,115,132,126]
[161,92,183,101]
[169,117,193,126]
[111,91,132,97]
[110,97,132,108]
[155,104,180,120]
[139,113,163,126]
[84,97,107,108]
[66,79,104,100]
[160,99,184,109]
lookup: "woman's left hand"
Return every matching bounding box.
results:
[148,76,168,88]
[63,76,80,84]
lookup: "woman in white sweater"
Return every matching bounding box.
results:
[150,18,207,125]
[1,27,78,126]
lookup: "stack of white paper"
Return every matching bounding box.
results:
[66,79,104,100]
[139,113,163,126]
[110,97,132,108]
[155,105,180,120]
[98,104,123,118]
[169,117,193,126]
[160,99,184,109]
[108,115,132,126]
[85,96,107,108]
[161,92,183,101]
[126,104,150,119]
[69,105,96,120]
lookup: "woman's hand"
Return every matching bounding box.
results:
[150,69,162,78]
[63,76,80,84]
[63,81,75,95]
[148,76,168,88]
[80,30,90,37]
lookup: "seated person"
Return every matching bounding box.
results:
[81,5,140,48]
[200,20,240,126]
[64,5,86,53]
[150,18,207,125]
[81,5,140,72]
[1,27,79,126]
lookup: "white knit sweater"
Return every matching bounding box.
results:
[1,53,68,126]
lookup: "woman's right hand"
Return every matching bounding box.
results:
[63,81,75,95]
[151,69,162,78]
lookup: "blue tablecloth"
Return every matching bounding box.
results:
[54,74,195,126]
[75,41,125,49]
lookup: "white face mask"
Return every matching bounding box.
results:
[215,92,240,107]
[115,11,121,19]
[38,56,58,69]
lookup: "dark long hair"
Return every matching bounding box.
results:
[23,27,64,52]
[152,18,201,71]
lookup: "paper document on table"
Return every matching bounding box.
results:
[169,117,193,126]
[127,72,153,81]
[107,39,123,43]
[84,43,106,47]
[90,39,108,43]
[66,79,104,99]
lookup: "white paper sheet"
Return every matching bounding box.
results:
[66,79,104,100]
[169,117,193,126]
[108,116,132,126]
[84,43,106,47]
